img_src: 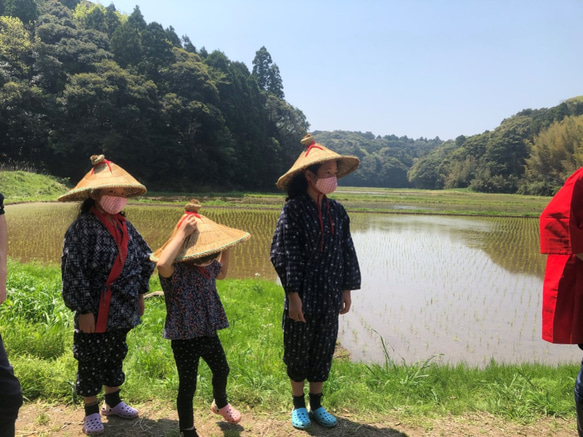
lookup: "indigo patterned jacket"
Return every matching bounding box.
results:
[270,193,361,315]
[61,212,155,330]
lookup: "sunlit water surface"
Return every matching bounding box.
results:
[341,214,580,367]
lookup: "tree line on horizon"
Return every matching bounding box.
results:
[1,0,583,195]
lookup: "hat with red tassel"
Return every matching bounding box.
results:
[151,199,251,263]
[58,154,146,202]
[276,134,360,190]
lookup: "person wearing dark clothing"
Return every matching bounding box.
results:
[59,155,155,435]
[0,193,23,437]
[271,133,361,429]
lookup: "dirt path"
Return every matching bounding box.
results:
[15,401,576,436]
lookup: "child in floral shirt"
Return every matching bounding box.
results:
[153,200,250,437]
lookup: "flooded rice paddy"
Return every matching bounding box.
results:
[6,202,580,367]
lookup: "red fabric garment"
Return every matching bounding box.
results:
[540,167,583,343]
[91,207,129,333]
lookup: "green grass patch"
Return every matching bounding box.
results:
[0,171,70,202]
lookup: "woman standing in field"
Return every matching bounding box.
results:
[59,155,155,435]
[152,200,250,437]
[270,133,361,429]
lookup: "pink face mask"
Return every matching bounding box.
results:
[314,176,338,195]
[99,195,127,214]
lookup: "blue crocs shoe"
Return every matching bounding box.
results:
[310,407,337,428]
[291,407,311,429]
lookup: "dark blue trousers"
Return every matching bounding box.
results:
[0,334,23,437]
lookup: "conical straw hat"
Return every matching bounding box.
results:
[151,199,251,263]
[276,133,360,190]
[58,155,147,202]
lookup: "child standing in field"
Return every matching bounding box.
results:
[270,133,361,429]
[59,155,155,435]
[152,200,250,437]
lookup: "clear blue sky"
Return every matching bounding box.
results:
[104,0,583,141]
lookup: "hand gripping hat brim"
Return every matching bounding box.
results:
[151,200,251,263]
[276,134,360,190]
[58,154,147,202]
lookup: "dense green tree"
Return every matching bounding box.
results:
[109,6,147,69]
[103,4,121,37]
[58,0,81,9]
[165,25,181,47]
[139,22,175,80]
[74,3,107,33]
[408,153,447,189]
[0,16,36,84]
[521,115,583,195]
[161,47,218,103]
[265,95,309,174]
[109,19,142,68]
[2,0,38,23]
[181,35,196,53]
[252,46,284,99]
[0,81,49,165]
[48,60,159,181]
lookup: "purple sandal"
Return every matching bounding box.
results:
[83,413,104,435]
[101,401,139,419]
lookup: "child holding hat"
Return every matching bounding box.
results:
[59,155,155,435]
[270,133,361,429]
[152,200,250,437]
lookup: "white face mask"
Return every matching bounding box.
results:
[314,176,338,194]
[99,195,127,214]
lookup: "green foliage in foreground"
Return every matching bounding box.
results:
[0,260,578,424]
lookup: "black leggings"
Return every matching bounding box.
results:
[171,335,230,431]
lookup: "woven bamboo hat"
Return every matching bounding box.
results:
[151,199,251,263]
[58,155,147,202]
[276,133,360,190]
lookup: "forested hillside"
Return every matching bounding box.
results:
[1,0,582,194]
[0,0,308,191]
[408,97,583,195]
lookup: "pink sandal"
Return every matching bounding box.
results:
[83,413,104,435]
[210,400,241,424]
[101,401,139,419]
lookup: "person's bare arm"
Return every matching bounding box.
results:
[156,215,198,278]
[216,248,231,280]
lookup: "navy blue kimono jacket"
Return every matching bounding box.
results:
[270,193,361,316]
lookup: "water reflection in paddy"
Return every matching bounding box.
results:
[342,213,580,367]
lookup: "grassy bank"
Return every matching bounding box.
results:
[0,260,577,429]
